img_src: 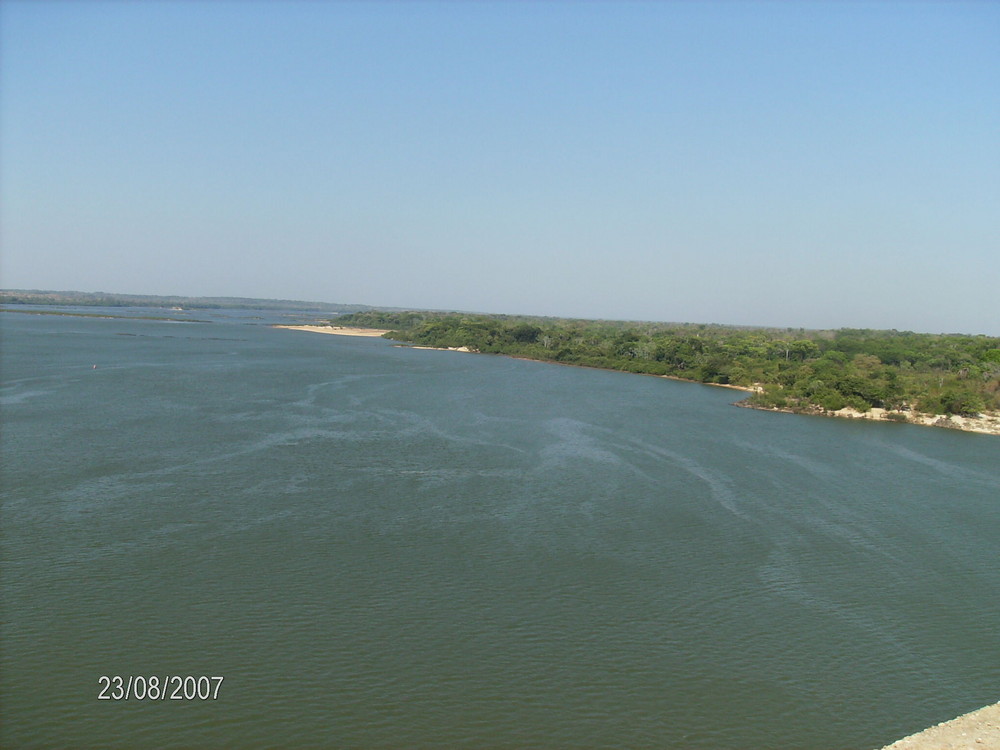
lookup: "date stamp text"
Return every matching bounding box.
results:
[98,675,224,701]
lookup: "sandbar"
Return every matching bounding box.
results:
[273,325,392,337]
[407,345,475,352]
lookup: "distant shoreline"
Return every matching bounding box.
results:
[272,324,392,337]
[273,324,1000,437]
[0,307,206,323]
[528,355,1000,436]
[507,354,1000,434]
[407,345,1000,437]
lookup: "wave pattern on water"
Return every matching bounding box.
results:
[1,312,998,749]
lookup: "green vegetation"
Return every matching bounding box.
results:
[336,311,1000,418]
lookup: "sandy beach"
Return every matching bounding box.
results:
[407,345,475,352]
[273,325,392,337]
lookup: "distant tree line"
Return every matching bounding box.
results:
[335,311,1000,418]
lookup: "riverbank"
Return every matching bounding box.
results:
[738,401,1000,436]
[272,325,392,337]
[443,348,1000,437]
[273,325,999,437]
[658,373,756,393]
[878,702,1000,749]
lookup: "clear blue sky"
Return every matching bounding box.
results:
[2,1,997,333]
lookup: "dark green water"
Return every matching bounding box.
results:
[2,310,998,749]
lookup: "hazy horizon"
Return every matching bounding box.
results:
[2,2,997,335]
[6,285,1000,337]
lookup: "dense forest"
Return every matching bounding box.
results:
[335,311,1000,418]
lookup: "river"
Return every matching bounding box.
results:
[2,309,997,749]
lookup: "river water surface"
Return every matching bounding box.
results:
[1,309,998,749]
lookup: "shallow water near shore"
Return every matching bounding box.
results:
[2,309,998,749]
